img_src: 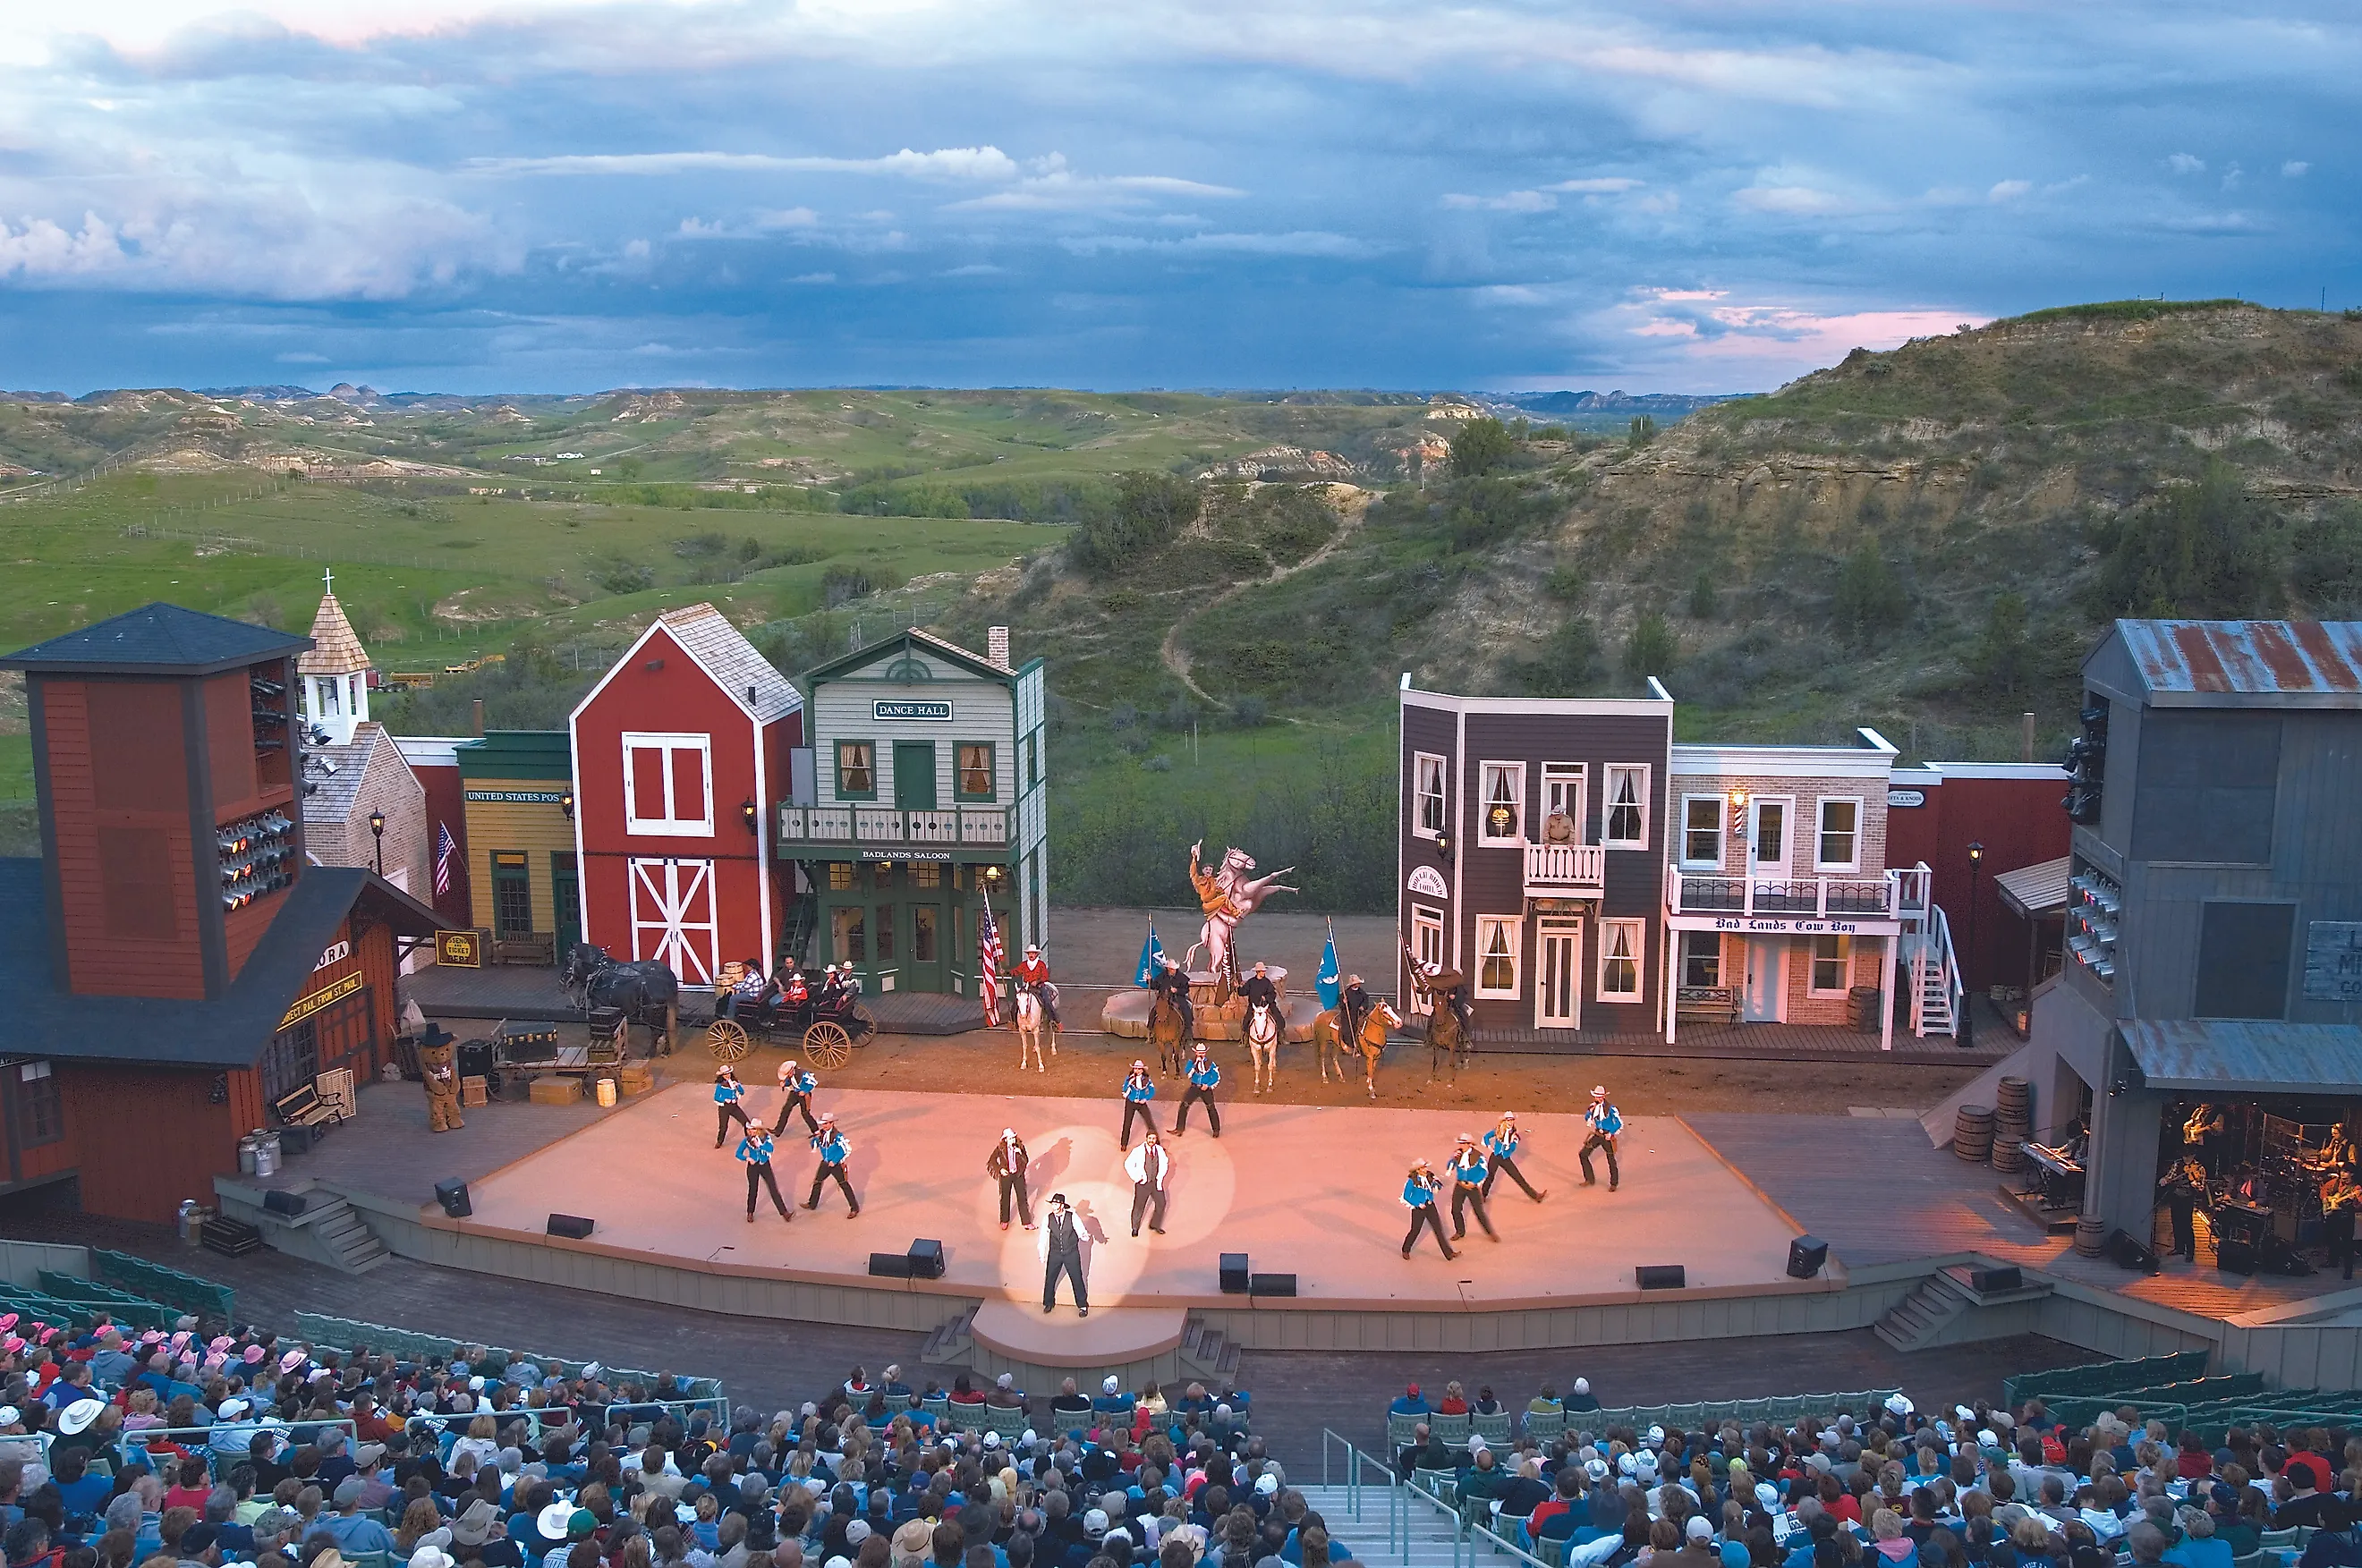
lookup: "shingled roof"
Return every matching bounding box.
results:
[298,590,371,676]
[655,602,801,723]
[0,603,310,677]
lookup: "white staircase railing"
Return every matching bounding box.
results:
[1909,901,1963,1038]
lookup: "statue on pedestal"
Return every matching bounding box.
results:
[1182,839,1296,988]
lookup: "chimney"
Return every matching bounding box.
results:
[988,626,1010,668]
[472,698,487,737]
[2022,711,2036,764]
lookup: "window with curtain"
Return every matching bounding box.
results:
[1603,765,1649,848]
[1415,754,1448,836]
[1599,919,1643,997]
[1479,762,1524,842]
[1476,916,1521,996]
[836,741,876,799]
[956,743,996,800]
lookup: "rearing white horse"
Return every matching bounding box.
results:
[1183,839,1297,983]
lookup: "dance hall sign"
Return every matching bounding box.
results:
[2304,921,2362,1002]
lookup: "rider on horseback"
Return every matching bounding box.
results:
[1339,972,1372,1047]
[1239,960,1278,1021]
[1423,961,1475,1044]
[1015,944,1061,1035]
[1149,954,1194,1038]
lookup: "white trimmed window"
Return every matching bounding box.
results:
[1414,753,1448,838]
[1598,919,1644,998]
[1475,915,1522,997]
[1479,762,1525,843]
[1815,797,1862,871]
[1680,794,1723,868]
[1602,764,1650,849]
[1679,931,1722,989]
[1809,934,1853,996]
[1542,764,1585,838]
[623,733,715,837]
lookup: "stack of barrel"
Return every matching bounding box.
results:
[1953,1104,1995,1162]
[1990,1077,2034,1174]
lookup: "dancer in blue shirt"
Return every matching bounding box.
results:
[804,1113,861,1216]
[1448,1134,1499,1242]
[1581,1086,1624,1191]
[737,1129,793,1223]
[1400,1158,1456,1260]
[1175,1045,1221,1138]
[712,1066,752,1148]
[1119,1061,1159,1150]
[1482,1111,1547,1204]
[773,1059,820,1136]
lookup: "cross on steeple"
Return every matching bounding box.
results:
[323,566,335,596]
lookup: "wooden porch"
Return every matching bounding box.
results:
[1471,1018,2012,1064]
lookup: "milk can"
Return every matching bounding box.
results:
[252,1134,281,1179]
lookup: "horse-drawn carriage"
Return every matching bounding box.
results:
[703,962,878,1069]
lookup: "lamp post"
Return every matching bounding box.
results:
[1963,841,1984,1047]
[369,809,386,876]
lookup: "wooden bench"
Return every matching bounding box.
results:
[492,932,557,967]
[1675,986,1740,1025]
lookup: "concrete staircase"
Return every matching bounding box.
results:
[300,1199,390,1275]
[920,1302,980,1367]
[1873,1264,2052,1352]
[1296,1482,1472,1568]
[1178,1311,1242,1384]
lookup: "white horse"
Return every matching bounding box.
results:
[1182,841,1298,983]
[1014,987,1053,1072]
[1244,998,1282,1094]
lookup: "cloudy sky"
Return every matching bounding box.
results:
[1,0,2353,395]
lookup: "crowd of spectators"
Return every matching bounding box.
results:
[0,1316,1328,1568]
[1383,1381,2362,1568]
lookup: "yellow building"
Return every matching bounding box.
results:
[457,731,578,958]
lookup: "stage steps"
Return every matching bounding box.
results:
[920,1302,980,1367]
[1178,1311,1242,1384]
[1873,1265,2053,1352]
[304,1200,391,1275]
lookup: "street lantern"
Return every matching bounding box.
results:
[1962,841,1984,1047]
[368,809,386,876]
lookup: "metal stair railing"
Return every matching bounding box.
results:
[1321,1430,1406,1561]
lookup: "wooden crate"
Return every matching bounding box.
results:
[526,1076,581,1106]
[616,1063,656,1098]
[459,1076,489,1108]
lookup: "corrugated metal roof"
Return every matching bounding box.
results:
[658,603,802,724]
[2123,1017,2362,1092]
[1993,855,2071,918]
[2116,620,2362,706]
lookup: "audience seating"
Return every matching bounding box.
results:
[91,1247,237,1321]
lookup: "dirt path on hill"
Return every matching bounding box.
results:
[1157,487,1370,707]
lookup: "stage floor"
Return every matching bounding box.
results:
[450,1084,1817,1332]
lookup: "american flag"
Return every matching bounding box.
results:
[977,894,1005,1026]
[433,822,457,896]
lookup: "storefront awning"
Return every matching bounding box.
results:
[2122,1018,2362,1094]
[1995,855,2072,920]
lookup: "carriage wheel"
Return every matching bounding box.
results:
[803,1021,854,1069]
[847,1004,878,1042]
[705,1017,752,1064]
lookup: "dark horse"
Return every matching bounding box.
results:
[562,943,683,1055]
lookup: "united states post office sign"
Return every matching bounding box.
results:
[2304,921,2362,1002]
[873,699,952,721]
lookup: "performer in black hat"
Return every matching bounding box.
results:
[1041,1193,1088,1317]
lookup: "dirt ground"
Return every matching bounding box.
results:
[712,1026,1980,1118]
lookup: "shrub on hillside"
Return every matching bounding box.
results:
[1831,542,1908,644]
[1449,417,1516,478]
[1066,471,1202,576]
[2090,462,2282,616]
[1624,612,1678,678]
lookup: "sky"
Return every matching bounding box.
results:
[0,0,2355,396]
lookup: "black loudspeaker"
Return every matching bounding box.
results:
[434,1179,472,1218]
[1786,1236,1830,1279]
[2107,1228,2159,1275]
[2214,1237,2256,1276]
[1249,1273,1296,1297]
[2259,1233,2314,1277]
[1636,1265,1687,1291]
[262,1189,309,1216]
[868,1251,912,1278]
[278,1123,322,1156]
[546,1213,594,1240]
[1220,1253,1251,1294]
[907,1239,945,1280]
[1969,1265,2023,1293]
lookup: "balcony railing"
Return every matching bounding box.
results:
[777,805,1008,847]
[1523,843,1606,898]
[1666,863,1915,920]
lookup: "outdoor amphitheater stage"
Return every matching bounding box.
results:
[404,1085,1825,1373]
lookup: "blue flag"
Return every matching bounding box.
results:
[1134,920,1167,988]
[1316,920,1341,1011]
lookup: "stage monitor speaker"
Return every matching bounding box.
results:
[1786,1236,1830,1279]
[907,1239,945,1280]
[546,1213,594,1240]
[1220,1253,1251,1294]
[434,1179,472,1218]
[1249,1272,1296,1298]
[262,1189,309,1216]
[1636,1265,1687,1291]
[2213,1237,2256,1276]
[2107,1228,2159,1275]
[278,1123,322,1156]
[868,1251,912,1279]
[2258,1233,2314,1277]
[1968,1264,2023,1293]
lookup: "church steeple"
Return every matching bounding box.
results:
[298,567,372,745]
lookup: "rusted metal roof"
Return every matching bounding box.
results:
[2123,1017,2362,1093]
[2116,619,2362,707]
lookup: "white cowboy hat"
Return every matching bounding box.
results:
[1025,944,1039,954]
[58,1398,105,1435]
[1591,1085,1608,1099]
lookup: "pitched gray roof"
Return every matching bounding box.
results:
[300,724,399,826]
[658,603,801,723]
[0,602,310,676]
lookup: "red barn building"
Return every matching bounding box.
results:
[1885,760,2073,1031]
[0,604,439,1223]
[569,604,804,984]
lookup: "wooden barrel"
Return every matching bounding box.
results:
[2074,1215,2109,1256]
[1991,1133,2025,1172]
[1994,1115,2033,1145]
[1995,1076,2033,1115]
[1955,1105,1994,1132]
[1953,1104,1995,1160]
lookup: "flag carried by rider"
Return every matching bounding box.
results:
[1134,920,1167,987]
[978,894,1005,1026]
[1316,920,1341,1012]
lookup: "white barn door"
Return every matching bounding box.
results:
[629,857,718,983]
